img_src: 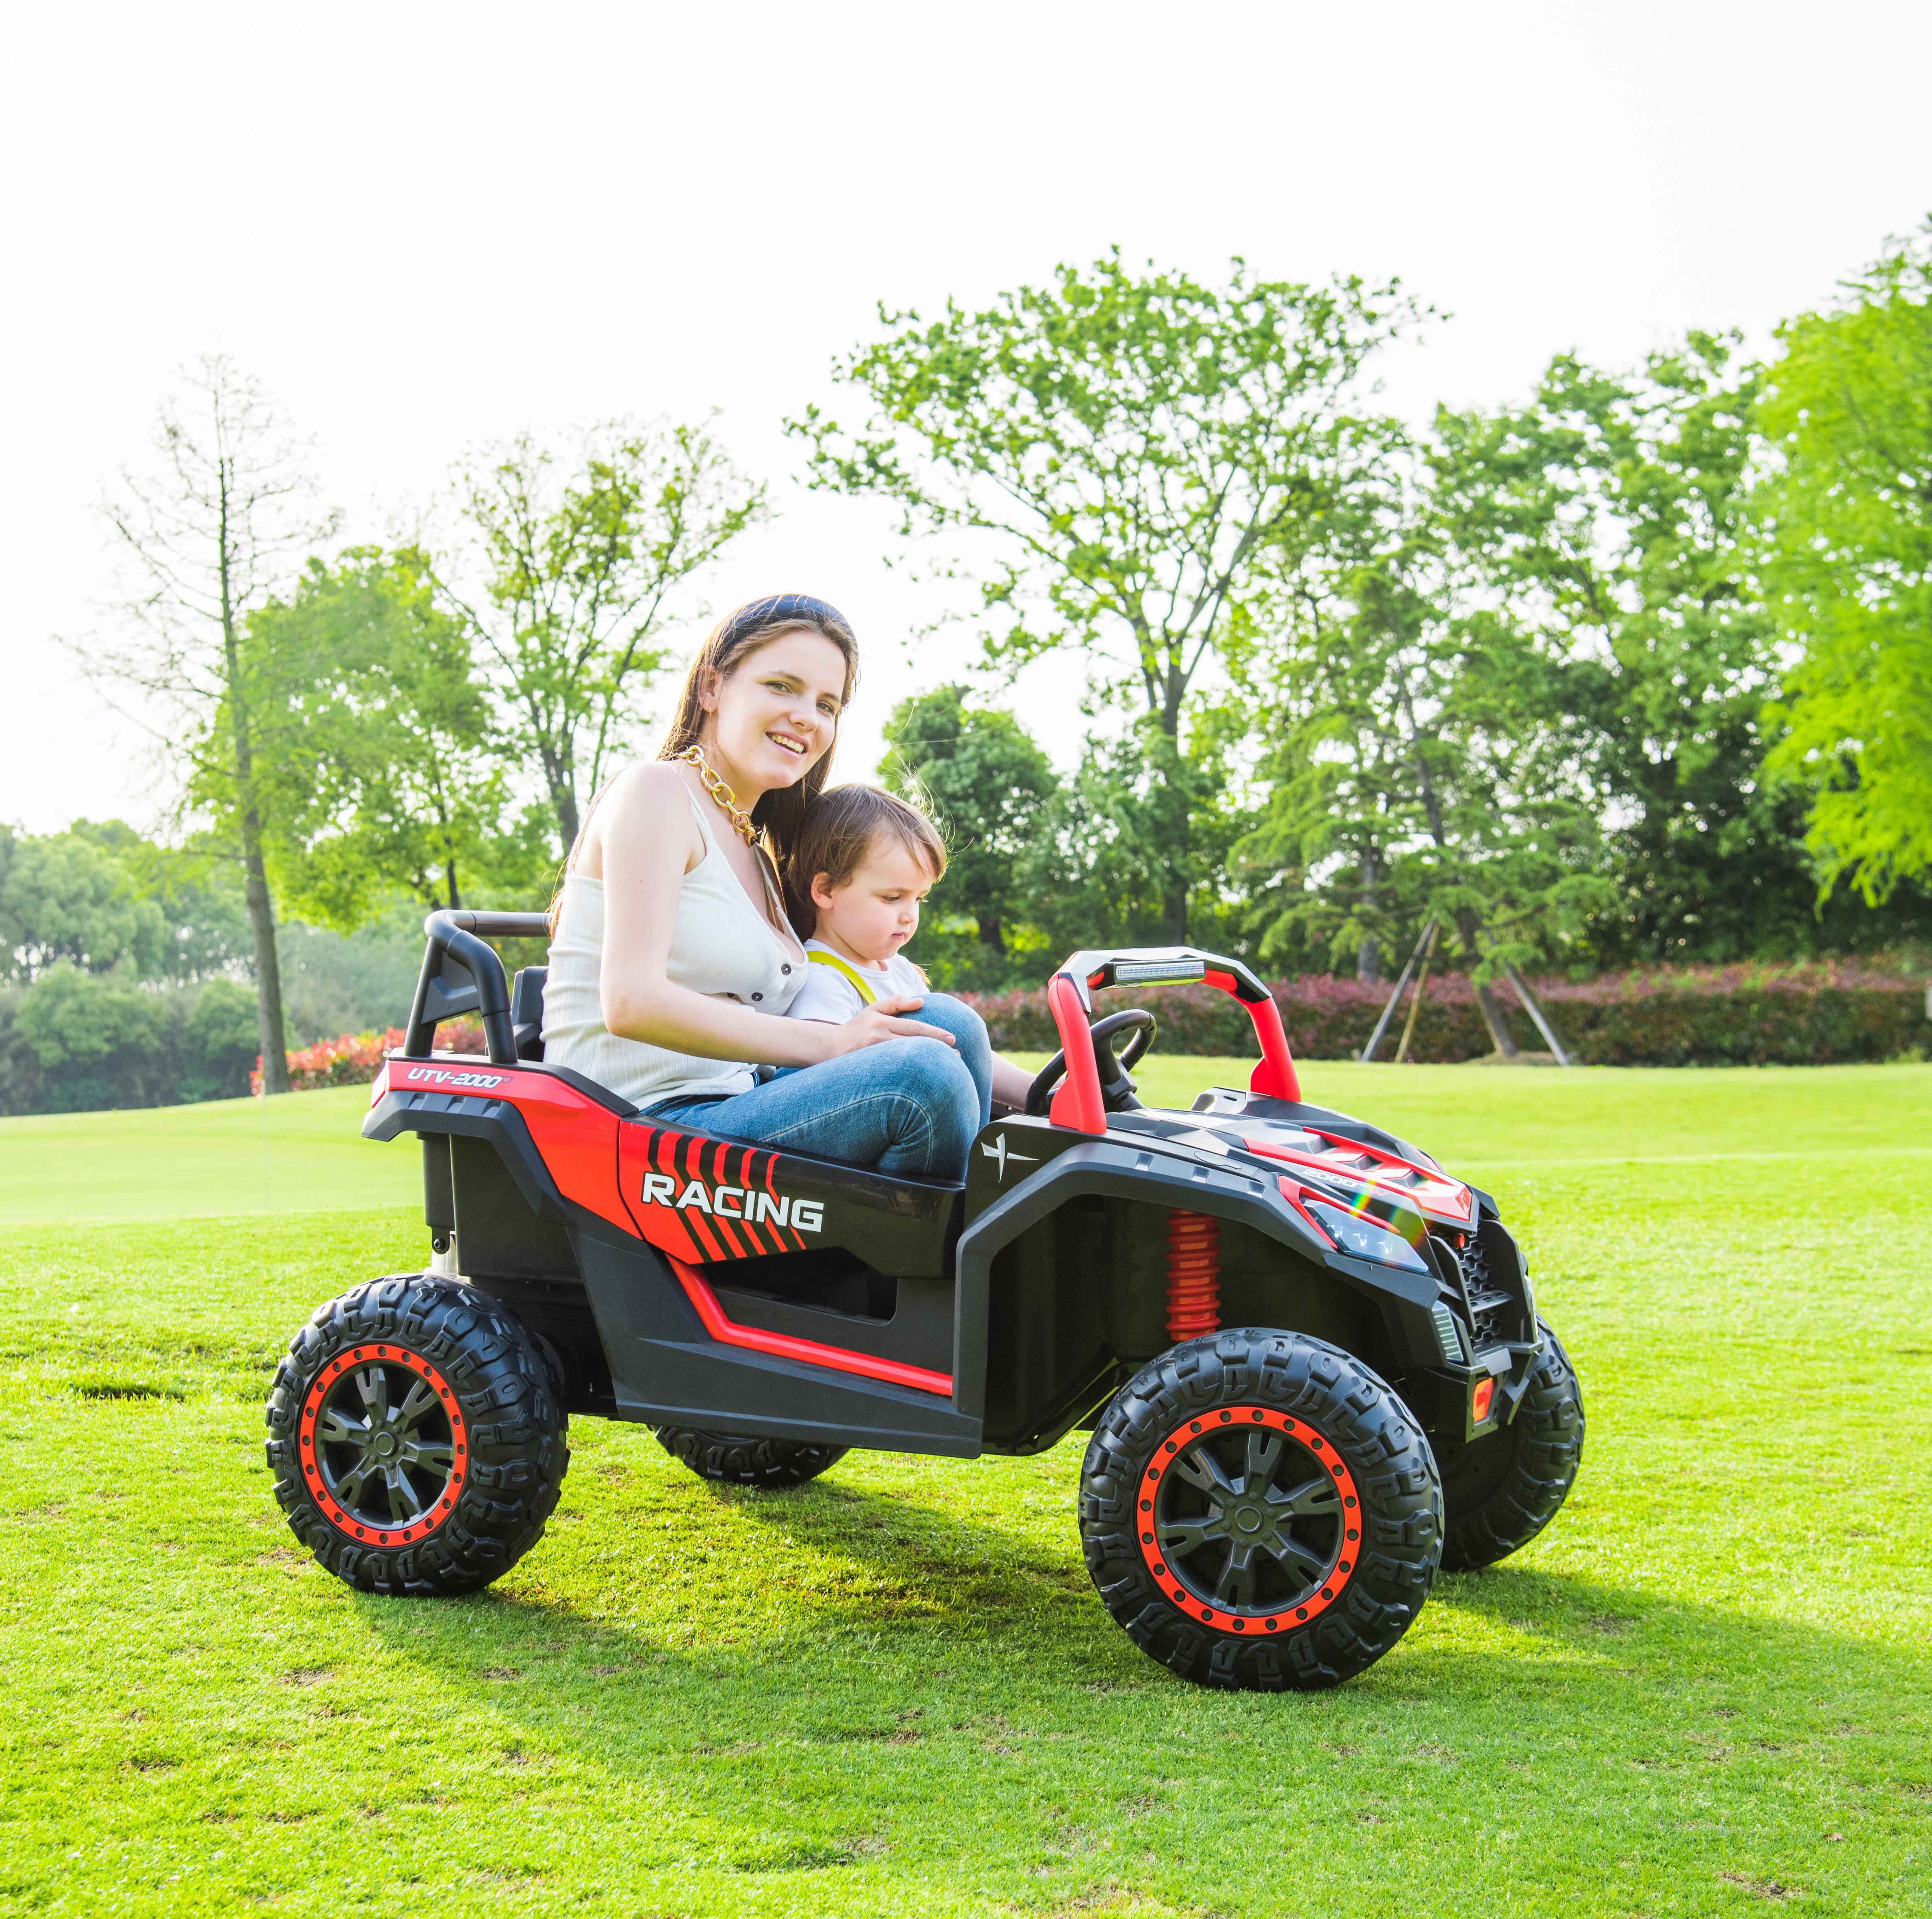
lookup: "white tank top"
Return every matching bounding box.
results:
[542,786,805,1110]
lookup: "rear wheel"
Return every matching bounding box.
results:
[1437,1318,1584,1572]
[265,1276,568,1596]
[1080,1329,1442,1692]
[653,1427,847,1489]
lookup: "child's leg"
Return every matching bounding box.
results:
[902,994,992,1129]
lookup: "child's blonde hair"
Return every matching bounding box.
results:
[782,784,947,941]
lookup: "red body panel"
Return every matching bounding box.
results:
[380,1055,640,1238]
[1047,975,1107,1134]
[1244,1129,1472,1225]
[616,1124,811,1264]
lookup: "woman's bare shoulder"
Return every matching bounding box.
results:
[579,760,701,876]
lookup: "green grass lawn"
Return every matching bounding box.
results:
[2,1063,1929,1915]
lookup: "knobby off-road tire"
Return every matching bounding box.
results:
[265,1275,569,1597]
[1436,1317,1584,1572]
[1080,1329,1443,1692]
[653,1427,848,1488]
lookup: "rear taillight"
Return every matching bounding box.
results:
[1472,1378,1495,1423]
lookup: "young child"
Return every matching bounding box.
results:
[782,784,1034,1126]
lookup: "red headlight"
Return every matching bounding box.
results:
[1471,1377,1495,1423]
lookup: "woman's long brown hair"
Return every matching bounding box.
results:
[549,594,859,935]
[658,592,861,860]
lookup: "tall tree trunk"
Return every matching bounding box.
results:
[446,859,463,911]
[1357,847,1381,982]
[219,522,290,1096]
[1160,680,1188,944]
[1453,907,1517,1058]
[976,914,1004,954]
[242,808,291,1094]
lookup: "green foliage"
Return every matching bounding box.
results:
[1758,222,1932,906]
[62,820,259,982]
[961,964,1930,1066]
[440,419,765,849]
[1238,518,1613,989]
[180,976,261,1101]
[880,684,1056,959]
[1427,335,1840,965]
[9,966,175,1110]
[0,968,261,1116]
[0,827,169,982]
[1023,716,1250,957]
[244,547,537,927]
[797,252,1421,938]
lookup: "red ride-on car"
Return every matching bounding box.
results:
[266,912,1583,1692]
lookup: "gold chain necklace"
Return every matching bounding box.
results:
[677,745,761,847]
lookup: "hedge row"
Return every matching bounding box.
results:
[244,964,1928,1092]
[956,964,1931,1067]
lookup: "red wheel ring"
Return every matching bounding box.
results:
[298,1343,468,1549]
[1134,1404,1360,1634]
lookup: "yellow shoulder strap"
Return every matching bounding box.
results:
[809,949,878,1005]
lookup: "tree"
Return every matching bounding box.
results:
[245,547,521,928]
[1239,528,1610,1056]
[66,822,256,982]
[1427,336,1845,965]
[794,252,1421,939]
[83,354,339,1092]
[880,685,1056,954]
[1022,717,1247,960]
[438,419,765,851]
[1757,222,1932,906]
[0,828,169,982]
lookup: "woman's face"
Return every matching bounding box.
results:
[701,628,848,791]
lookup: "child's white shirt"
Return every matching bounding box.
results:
[785,938,927,1022]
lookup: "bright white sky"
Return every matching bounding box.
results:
[2,0,1926,835]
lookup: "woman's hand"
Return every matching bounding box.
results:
[798,995,960,1061]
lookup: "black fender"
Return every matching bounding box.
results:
[951,1138,1442,1424]
[364,1087,572,1230]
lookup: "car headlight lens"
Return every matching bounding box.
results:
[1305,1198,1430,1273]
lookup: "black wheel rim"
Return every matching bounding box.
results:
[1141,1406,1360,1632]
[299,1343,469,1547]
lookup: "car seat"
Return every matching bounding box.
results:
[511,967,547,1061]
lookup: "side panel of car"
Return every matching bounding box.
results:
[952,1137,1450,1453]
[616,1120,959,1278]
[570,1228,984,1456]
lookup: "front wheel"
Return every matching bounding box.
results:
[1080,1330,1443,1692]
[265,1276,568,1596]
[1436,1318,1584,1571]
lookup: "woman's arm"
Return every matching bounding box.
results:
[596,763,956,1067]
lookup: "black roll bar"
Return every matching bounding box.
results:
[404,910,551,1064]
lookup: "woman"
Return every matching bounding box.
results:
[543,593,1003,1179]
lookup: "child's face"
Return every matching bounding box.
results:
[811,837,935,964]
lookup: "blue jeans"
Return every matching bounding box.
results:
[644,993,993,1180]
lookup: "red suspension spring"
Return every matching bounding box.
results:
[1166,1210,1221,1343]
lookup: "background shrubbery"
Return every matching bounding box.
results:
[958,964,1931,1068]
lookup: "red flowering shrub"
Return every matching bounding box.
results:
[252,1016,486,1094]
[958,964,1929,1067]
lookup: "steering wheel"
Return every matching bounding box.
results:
[1025,1008,1157,1118]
